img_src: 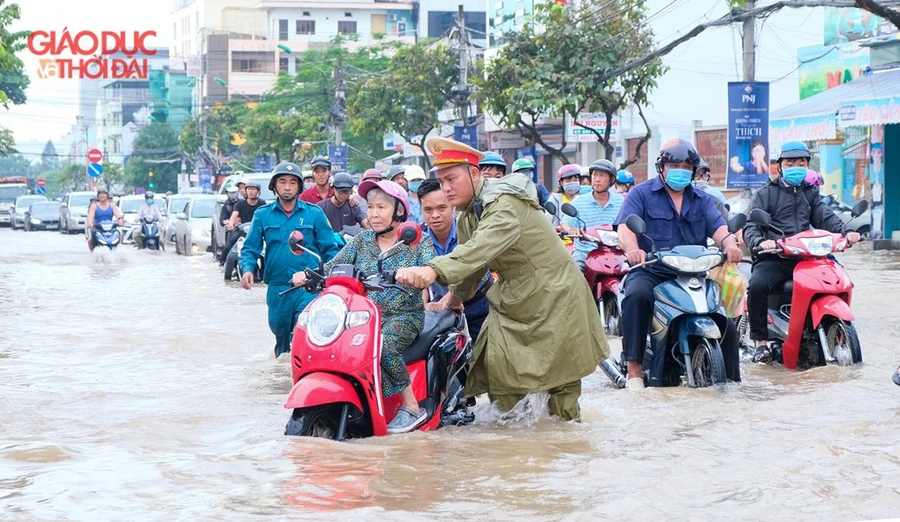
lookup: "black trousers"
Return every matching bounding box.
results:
[221,230,240,263]
[621,268,741,382]
[747,257,799,341]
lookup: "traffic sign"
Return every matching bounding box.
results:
[327,145,348,172]
[88,148,103,163]
[37,178,45,187]
[88,162,103,178]
[36,186,46,195]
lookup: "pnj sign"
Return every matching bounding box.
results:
[27,30,157,79]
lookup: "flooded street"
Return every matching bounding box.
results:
[2,227,899,521]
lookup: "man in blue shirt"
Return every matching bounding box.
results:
[562,159,625,272]
[417,178,491,343]
[240,162,343,357]
[615,139,743,389]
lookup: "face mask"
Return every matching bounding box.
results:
[304,183,314,190]
[783,166,807,186]
[562,181,580,195]
[664,168,692,191]
[579,185,593,195]
[692,180,709,191]
[146,199,154,205]
[409,181,422,192]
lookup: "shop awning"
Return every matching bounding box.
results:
[770,67,900,143]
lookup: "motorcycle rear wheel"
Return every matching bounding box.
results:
[223,253,238,281]
[690,338,727,387]
[822,318,862,366]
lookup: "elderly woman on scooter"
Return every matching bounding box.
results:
[292,179,435,434]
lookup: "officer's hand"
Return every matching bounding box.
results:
[759,240,777,251]
[626,249,646,267]
[846,231,861,245]
[292,271,308,287]
[725,245,743,264]
[424,302,446,312]
[240,271,254,290]
[396,267,438,289]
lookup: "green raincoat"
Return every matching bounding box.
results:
[430,175,609,398]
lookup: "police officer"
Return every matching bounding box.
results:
[240,162,342,357]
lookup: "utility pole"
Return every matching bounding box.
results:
[453,4,472,126]
[742,0,756,82]
[331,54,346,146]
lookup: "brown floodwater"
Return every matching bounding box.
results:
[1,228,899,521]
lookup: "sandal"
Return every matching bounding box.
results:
[387,406,426,434]
[753,345,772,364]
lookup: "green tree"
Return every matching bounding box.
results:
[126,123,180,193]
[45,162,88,195]
[477,0,663,166]
[0,1,30,157]
[40,140,59,172]
[348,41,457,169]
[99,161,124,189]
[0,152,34,176]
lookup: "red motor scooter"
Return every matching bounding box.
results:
[748,204,866,370]
[280,223,474,440]
[559,203,627,336]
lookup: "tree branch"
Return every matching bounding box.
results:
[597,0,900,85]
[619,103,652,171]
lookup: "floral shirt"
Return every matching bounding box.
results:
[326,230,435,316]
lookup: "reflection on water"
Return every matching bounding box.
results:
[1,229,900,520]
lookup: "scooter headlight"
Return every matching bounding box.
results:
[306,294,347,346]
[661,253,723,273]
[599,231,619,248]
[799,236,832,256]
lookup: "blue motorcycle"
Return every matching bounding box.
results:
[92,222,121,251]
[140,217,160,250]
[615,213,746,388]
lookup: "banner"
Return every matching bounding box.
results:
[198,166,212,193]
[727,82,770,189]
[454,125,478,149]
[797,43,869,100]
[838,97,900,127]
[327,145,348,172]
[769,114,837,148]
[824,7,898,46]
[565,112,620,143]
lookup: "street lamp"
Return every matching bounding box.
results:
[213,77,254,102]
[277,44,293,53]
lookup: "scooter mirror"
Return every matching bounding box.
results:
[288,230,306,254]
[543,201,558,216]
[396,222,422,246]
[560,203,578,218]
[749,208,771,227]
[727,213,747,233]
[624,214,646,236]
[850,200,868,218]
[822,195,834,206]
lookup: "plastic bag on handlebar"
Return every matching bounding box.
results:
[706,261,746,318]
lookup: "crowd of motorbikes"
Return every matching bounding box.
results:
[89,217,162,253]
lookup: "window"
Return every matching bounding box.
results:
[278,19,288,40]
[279,57,289,72]
[338,21,357,35]
[173,22,177,40]
[233,58,264,72]
[344,12,352,17]
[296,20,315,35]
[428,12,486,39]
[302,11,310,16]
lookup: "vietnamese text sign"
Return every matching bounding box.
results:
[565,112,620,143]
[487,130,525,150]
[328,145,349,172]
[727,82,770,189]
[769,114,837,148]
[838,98,900,127]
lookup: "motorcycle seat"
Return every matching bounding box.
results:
[403,310,457,363]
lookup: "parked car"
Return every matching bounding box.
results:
[24,201,61,231]
[11,195,48,229]
[59,191,95,234]
[211,172,275,261]
[173,195,217,256]
[823,194,872,238]
[0,183,28,225]
[164,194,194,246]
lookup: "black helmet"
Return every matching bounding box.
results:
[387,165,406,181]
[245,180,262,191]
[655,138,701,174]
[310,155,331,169]
[588,159,616,181]
[268,161,303,191]
[331,172,354,190]
[697,159,710,172]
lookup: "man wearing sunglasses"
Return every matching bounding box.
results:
[317,171,368,231]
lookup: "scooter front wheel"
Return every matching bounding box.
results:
[285,404,349,440]
[600,294,621,337]
[690,338,726,387]
[821,318,862,366]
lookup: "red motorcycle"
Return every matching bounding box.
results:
[281,223,473,440]
[748,204,866,370]
[560,203,627,336]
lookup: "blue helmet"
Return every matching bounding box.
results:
[616,170,634,184]
[480,151,507,168]
[777,141,810,162]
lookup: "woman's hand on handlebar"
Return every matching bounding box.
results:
[291,271,308,288]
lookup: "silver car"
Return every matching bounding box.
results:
[173,195,217,256]
[823,194,872,238]
[60,191,95,234]
[11,195,48,230]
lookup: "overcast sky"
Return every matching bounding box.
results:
[3,0,826,149]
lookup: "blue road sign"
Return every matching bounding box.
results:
[36,186,46,195]
[88,162,103,178]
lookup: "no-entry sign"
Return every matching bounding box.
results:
[37,178,46,187]
[88,148,103,163]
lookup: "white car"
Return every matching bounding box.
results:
[11,195,48,230]
[212,172,275,260]
[117,195,151,243]
[164,194,194,246]
[173,195,217,256]
[60,191,95,234]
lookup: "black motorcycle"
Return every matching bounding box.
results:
[139,217,161,250]
[224,223,264,282]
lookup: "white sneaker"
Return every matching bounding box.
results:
[627,377,645,391]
